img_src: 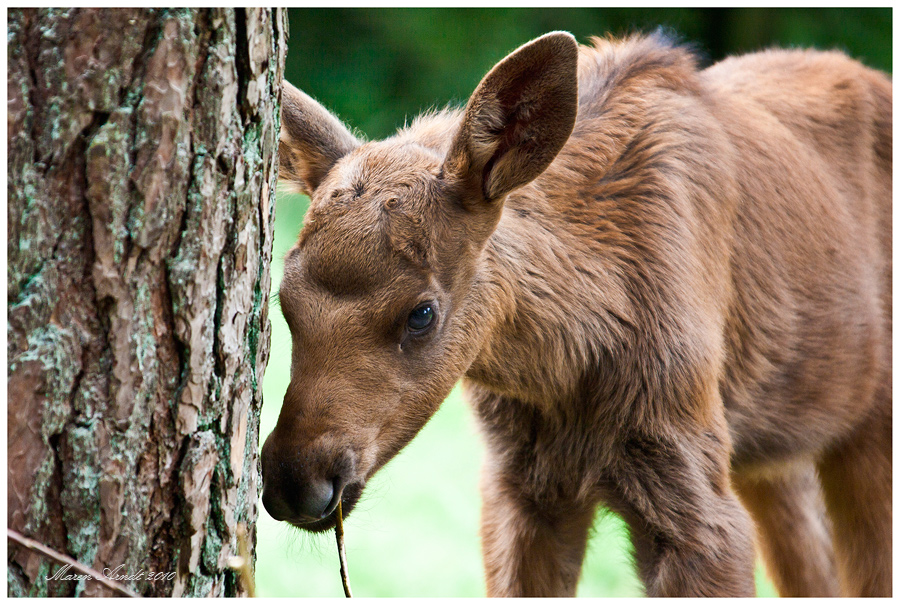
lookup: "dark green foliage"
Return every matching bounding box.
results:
[285,8,890,140]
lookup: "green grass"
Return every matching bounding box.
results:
[255,189,778,597]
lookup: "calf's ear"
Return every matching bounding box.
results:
[443,32,579,203]
[279,81,361,195]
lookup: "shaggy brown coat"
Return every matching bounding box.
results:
[264,32,892,597]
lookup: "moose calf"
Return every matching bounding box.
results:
[262,32,891,596]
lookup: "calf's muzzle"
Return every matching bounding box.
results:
[260,431,359,531]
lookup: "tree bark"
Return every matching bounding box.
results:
[7,8,285,597]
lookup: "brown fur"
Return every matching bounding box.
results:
[262,32,892,596]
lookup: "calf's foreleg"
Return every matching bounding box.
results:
[479,461,596,597]
[609,425,757,597]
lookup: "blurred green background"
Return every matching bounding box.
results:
[256,8,892,597]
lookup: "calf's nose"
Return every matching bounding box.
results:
[263,474,337,521]
[260,434,351,523]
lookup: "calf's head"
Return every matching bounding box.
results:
[262,32,579,531]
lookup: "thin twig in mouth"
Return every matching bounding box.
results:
[335,501,352,597]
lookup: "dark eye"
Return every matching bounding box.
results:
[407,303,435,334]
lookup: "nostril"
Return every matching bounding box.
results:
[298,477,335,520]
[321,476,344,519]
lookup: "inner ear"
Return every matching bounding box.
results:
[443,32,579,203]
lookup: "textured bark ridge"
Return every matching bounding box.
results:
[7,8,286,597]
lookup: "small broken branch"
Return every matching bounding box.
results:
[335,501,352,597]
[7,528,141,598]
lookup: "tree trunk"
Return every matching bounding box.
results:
[7,8,285,597]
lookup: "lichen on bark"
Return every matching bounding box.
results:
[7,8,286,597]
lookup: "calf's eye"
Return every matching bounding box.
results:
[407,304,435,334]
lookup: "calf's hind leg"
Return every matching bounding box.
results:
[816,394,892,597]
[732,463,839,596]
